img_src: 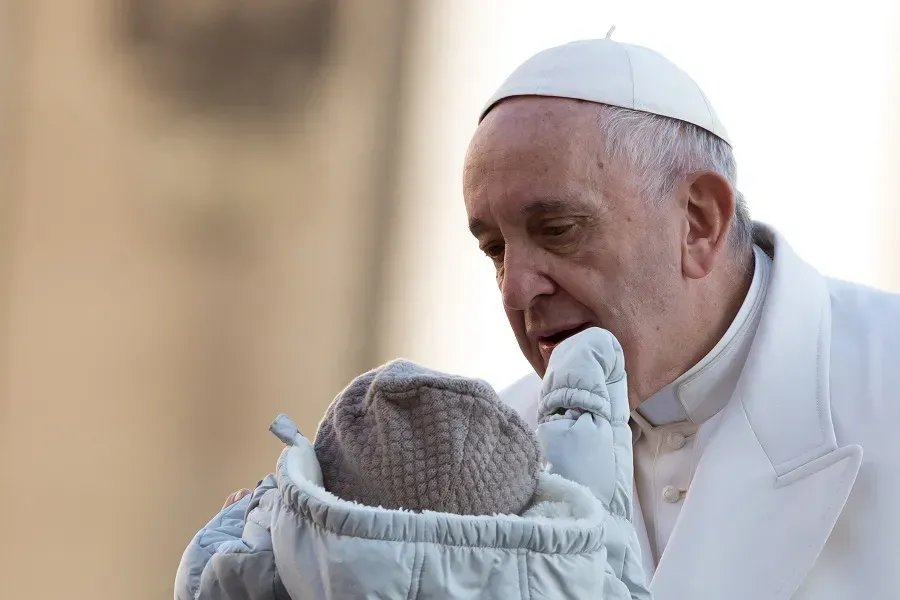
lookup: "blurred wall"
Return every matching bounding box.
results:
[371,1,534,387]
[0,1,413,598]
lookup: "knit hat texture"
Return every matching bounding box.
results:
[314,359,542,516]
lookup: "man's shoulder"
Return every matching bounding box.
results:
[825,277,900,384]
[825,278,900,443]
[826,277,900,337]
[826,276,900,303]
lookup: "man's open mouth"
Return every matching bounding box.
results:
[539,323,592,346]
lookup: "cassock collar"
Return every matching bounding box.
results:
[632,244,773,436]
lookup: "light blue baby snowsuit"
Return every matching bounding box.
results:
[174,328,652,599]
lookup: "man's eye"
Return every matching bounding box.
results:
[482,243,505,260]
[543,223,573,237]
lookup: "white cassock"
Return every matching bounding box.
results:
[499,223,900,600]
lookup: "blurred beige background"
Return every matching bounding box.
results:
[0,1,415,598]
[1,1,898,599]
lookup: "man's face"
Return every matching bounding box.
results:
[463,98,688,405]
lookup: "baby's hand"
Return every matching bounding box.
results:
[534,327,641,587]
[534,327,632,517]
[222,488,252,509]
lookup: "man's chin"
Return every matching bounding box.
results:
[528,355,547,378]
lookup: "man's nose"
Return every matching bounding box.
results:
[500,249,555,311]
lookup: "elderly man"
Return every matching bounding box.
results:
[469,38,900,599]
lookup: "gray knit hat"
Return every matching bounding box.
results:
[314,359,542,516]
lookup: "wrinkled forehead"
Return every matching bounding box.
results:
[464,98,610,222]
[465,97,612,186]
[471,97,602,153]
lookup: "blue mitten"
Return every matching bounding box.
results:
[535,327,652,599]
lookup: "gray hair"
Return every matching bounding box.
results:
[595,105,754,255]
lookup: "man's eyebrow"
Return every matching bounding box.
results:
[469,197,593,237]
[468,217,488,237]
[521,197,591,218]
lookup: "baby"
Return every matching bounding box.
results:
[175,328,652,599]
[312,358,543,517]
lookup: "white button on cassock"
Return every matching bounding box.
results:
[665,432,687,450]
[662,485,682,504]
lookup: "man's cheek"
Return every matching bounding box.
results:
[505,311,529,342]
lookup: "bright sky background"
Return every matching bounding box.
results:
[381,0,899,391]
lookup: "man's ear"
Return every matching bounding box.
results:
[679,171,735,279]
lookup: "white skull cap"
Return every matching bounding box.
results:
[480,35,731,145]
